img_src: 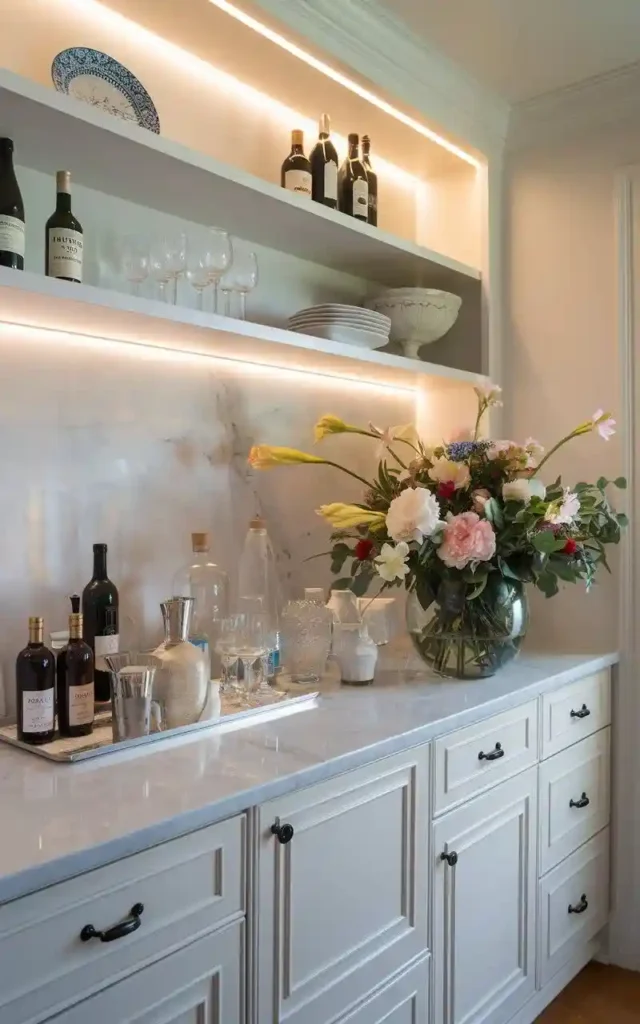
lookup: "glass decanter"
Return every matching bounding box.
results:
[172,532,229,678]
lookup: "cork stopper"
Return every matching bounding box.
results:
[191,532,210,554]
[249,516,265,530]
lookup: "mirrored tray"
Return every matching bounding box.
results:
[0,684,318,763]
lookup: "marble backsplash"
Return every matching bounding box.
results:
[0,324,415,714]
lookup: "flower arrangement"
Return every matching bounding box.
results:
[248,387,627,678]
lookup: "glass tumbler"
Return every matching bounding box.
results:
[281,600,332,685]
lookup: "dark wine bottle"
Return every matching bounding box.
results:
[310,114,339,209]
[45,171,83,283]
[338,133,369,222]
[0,138,25,271]
[362,135,378,227]
[281,130,312,199]
[82,543,119,703]
[57,595,95,737]
[16,617,55,745]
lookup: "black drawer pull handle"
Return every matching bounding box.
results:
[570,704,591,719]
[80,903,144,943]
[271,818,294,844]
[478,742,504,762]
[568,894,588,915]
[569,792,590,809]
[440,850,458,867]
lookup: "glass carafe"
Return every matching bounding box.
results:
[172,532,229,678]
[152,597,210,729]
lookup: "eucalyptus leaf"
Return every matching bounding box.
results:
[614,477,628,489]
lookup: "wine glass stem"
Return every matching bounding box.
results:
[239,292,246,321]
[196,289,204,312]
[223,291,231,317]
[158,282,166,302]
[212,281,220,315]
[172,277,178,306]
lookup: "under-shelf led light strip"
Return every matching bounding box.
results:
[63,0,421,189]
[0,321,416,396]
[207,0,481,169]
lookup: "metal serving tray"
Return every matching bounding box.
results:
[0,686,318,763]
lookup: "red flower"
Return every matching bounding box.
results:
[563,538,578,555]
[437,481,456,501]
[355,538,374,560]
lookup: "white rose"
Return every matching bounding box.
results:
[386,487,441,543]
[502,479,533,503]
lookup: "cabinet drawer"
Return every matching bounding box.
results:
[538,828,609,989]
[0,814,245,1024]
[258,745,429,1024]
[541,671,610,759]
[539,729,610,875]
[336,955,430,1023]
[434,700,538,814]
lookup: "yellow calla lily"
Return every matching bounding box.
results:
[317,503,386,530]
[314,415,362,442]
[248,445,326,469]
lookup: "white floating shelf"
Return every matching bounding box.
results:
[0,268,488,392]
[0,70,481,291]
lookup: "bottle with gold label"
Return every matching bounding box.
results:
[16,617,55,745]
[57,595,95,738]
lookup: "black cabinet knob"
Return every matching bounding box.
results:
[478,742,504,762]
[440,850,458,867]
[271,819,294,844]
[568,894,589,915]
[80,903,144,943]
[570,704,591,719]
[569,792,590,809]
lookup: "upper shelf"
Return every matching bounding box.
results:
[0,267,488,392]
[0,70,480,292]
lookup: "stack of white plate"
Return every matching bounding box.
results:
[287,304,391,350]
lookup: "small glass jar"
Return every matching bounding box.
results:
[281,600,332,684]
[333,623,378,685]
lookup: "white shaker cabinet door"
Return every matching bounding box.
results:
[47,920,244,1024]
[258,745,429,1024]
[433,768,538,1024]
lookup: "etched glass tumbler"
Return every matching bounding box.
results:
[281,600,332,685]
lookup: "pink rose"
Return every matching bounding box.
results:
[471,488,491,513]
[437,511,496,570]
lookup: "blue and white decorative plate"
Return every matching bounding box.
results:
[51,47,160,134]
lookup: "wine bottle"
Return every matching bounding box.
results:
[45,171,83,283]
[82,543,119,703]
[0,138,25,271]
[310,114,339,209]
[362,135,378,227]
[281,130,312,199]
[16,617,55,745]
[338,134,369,222]
[57,595,95,737]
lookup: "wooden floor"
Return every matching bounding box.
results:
[536,963,640,1022]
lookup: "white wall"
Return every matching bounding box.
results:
[506,116,640,969]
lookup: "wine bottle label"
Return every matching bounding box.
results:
[352,179,369,218]
[69,683,95,726]
[324,162,338,201]
[0,214,25,257]
[22,689,54,733]
[48,228,83,281]
[284,169,312,198]
[94,633,119,671]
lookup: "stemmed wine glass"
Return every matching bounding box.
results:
[150,233,187,305]
[215,612,269,705]
[205,228,233,314]
[227,250,258,321]
[122,236,149,297]
[186,242,213,312]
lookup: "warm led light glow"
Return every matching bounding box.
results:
[207,0,481,168]
[60,0,422,189]
[0,321,416,397]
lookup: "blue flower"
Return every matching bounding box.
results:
[446,440,492,461]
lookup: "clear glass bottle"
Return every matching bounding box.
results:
[152,597,210,729]
[238,517,281,677]
[173,532,229,678]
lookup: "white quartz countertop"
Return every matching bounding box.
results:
[0,648,617,905]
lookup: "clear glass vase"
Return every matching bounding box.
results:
[406,576,528,680]
[281,600,332,685]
